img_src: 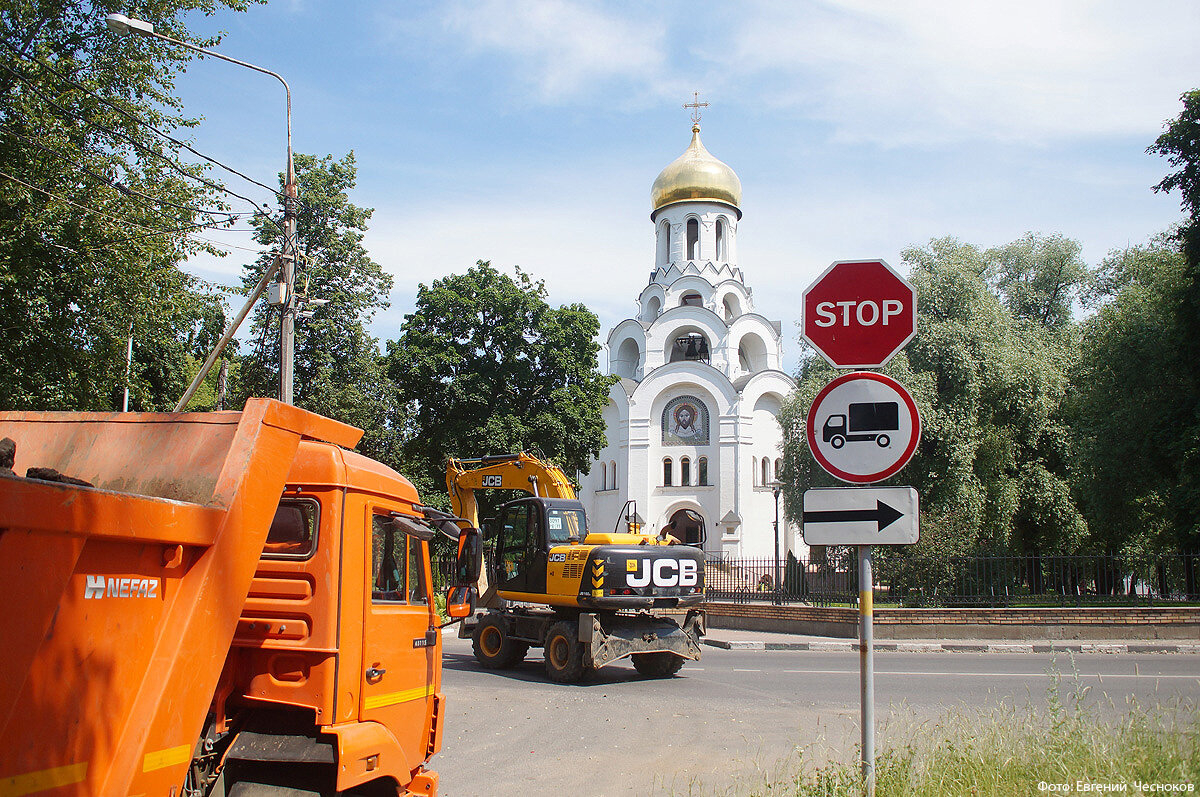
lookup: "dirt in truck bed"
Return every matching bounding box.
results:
[0,436,94,485]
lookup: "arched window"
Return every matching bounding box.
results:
[680,292,702,308]
[680,456,691,487]
[761,457,770,486]
[599,462,607,491]
[646,295,662,320]
[716,219,726,261]
[686,218,699,259]
[609,460,617,490]
[663,458,673,486]
[658,221,671,264]
[774,459,783,484]
[751,456,759,487]
[698,457,708,486]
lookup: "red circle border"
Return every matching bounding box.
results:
[805,371,921,484]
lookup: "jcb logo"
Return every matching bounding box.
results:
[625,558,699,588]
[482,475,503,487]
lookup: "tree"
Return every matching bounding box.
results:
[386,262,616,507]
[1071,239,1192,559]
[234,151,398,463]
[0,0,258,410]
[1146,89,1200,551]
[986,232,1090,329]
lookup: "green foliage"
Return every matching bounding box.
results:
[1071,239,1192,555]
[781,235,1086,560]
[386,261,617,508]
[0,0,258,410]
[233,151,399,463]
[1145,90,1200,547]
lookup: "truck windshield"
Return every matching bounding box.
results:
[546,508,586,543]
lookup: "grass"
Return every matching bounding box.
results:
[701,659,1200,796]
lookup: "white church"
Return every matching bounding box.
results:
[578,120,801,561]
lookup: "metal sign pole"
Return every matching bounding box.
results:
[859,544,875,797]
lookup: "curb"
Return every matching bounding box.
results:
[703,639,1200,654]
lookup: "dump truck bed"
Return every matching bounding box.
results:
[0,399,360,797]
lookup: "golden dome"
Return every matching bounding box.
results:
[651,124,742,218]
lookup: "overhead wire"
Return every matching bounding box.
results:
[0,167,263,256]
[0,38,306,212]
[1,123,243,223]
[0,39,303,316]
[0,59,280,227]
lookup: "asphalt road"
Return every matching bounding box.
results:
[432,634,1200,797]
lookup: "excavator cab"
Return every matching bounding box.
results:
[491,497,587,597]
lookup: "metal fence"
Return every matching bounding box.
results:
[431,548,1200,607]
[704,553,1200,607]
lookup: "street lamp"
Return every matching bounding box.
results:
[769,479,784,605]
[107,13,299,405]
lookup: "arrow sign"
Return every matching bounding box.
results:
[803,500,904,532]
[802,487,919,546]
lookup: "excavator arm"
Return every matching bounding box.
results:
[446,453,580,610]
[446,452,578,529]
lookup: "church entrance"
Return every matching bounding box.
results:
[664,508,705,547]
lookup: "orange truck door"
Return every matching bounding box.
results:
[360,507,440,776]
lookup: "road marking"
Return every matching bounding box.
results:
[779,669,1198,679]
[732,668,762,673]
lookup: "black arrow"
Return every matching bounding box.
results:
[803,500,904,532]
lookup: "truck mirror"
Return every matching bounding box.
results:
[445,585,476,619]
[390,513,436,542]
[455,528,483,584]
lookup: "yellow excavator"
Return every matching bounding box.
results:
[447,453,705,682]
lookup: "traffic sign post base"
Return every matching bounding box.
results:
[860,544,875,797]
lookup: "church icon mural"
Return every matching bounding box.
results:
[662,396,709,445]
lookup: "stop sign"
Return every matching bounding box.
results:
[803,259,916,369]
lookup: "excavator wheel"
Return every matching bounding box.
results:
[472,615,528,669]
[543,620,586,683]
[631,651,686,677]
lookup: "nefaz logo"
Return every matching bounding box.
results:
[625,558,699,588]
[84,575,160,599]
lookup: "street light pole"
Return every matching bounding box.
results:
[770,480,783,605]
[106,14,298,405]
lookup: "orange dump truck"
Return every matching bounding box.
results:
[0,399,477,797]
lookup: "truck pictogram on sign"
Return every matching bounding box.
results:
[822,402,899,449]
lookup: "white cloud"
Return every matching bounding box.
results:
[440,0,668,101]
[729,0,1200,145]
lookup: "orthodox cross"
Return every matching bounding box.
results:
[684,92,708,125]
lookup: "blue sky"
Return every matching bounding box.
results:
[169,0,1200,373]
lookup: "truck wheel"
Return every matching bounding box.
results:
[876,434,890,447]
[472,615,527,669]
[631,652,686,677]
[544,620,586,683]
[830,435,845,449]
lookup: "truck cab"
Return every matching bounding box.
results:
[214,441,443,795]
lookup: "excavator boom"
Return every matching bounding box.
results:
[447,452,577,529]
